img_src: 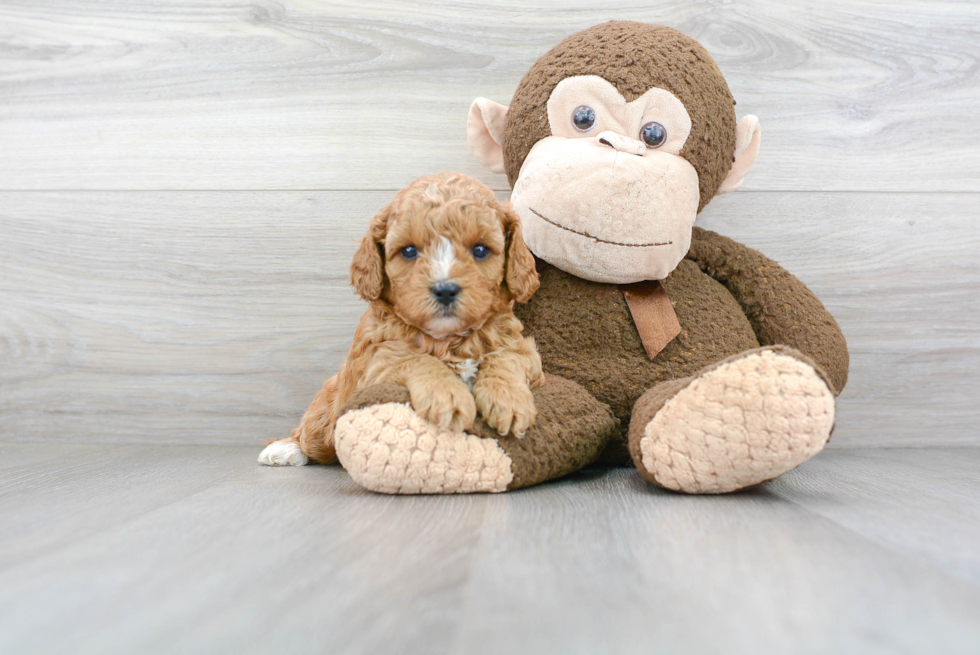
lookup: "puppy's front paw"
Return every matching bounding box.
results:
[410,378,477,432]
[473,377,536,438]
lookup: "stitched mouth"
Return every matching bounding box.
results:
[529,207,672,248]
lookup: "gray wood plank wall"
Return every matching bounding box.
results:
[1,1,978,447]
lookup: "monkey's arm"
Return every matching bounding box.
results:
[685,226,849,394]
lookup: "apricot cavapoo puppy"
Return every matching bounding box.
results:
[259,172,544,467]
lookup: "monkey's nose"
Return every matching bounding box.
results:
[431,282,461,306]
[597,131,646,156]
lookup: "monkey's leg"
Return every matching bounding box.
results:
[628,346,836,494]
[332,376,617,494]
[259,375,339,467]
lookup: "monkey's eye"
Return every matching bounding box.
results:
[400,245,419,260]
[640,121,667,148]
[472,244,491,261]
[572,105,596,132]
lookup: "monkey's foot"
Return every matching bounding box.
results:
[628,346,836,494]
[336,399,514,494]
[334,379,615,494]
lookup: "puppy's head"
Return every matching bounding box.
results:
[350,172,539,338]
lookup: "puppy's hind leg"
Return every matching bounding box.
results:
[259,375,339,466]
[258,437,309,467]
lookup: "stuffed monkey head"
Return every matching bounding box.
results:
[468,21,761,284]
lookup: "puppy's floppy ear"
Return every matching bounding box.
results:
[350,206,390,301]
[500,203,539,303]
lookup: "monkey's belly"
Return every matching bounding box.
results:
[514,260,760,464]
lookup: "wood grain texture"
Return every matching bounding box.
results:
[767,448,980,586]
[2,189,978,447]
[0,0,978,191]
[0,444,978,654]
[698,191,980,447]
[2,4,979,652]
[0,190,367,444]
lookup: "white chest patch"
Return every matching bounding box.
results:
[451,358,482,390]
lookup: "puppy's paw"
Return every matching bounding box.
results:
[258,440,309,466]
[410,377,477,432]
[473,377,537,438]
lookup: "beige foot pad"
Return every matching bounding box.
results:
[334,402,514,494]
[637,349,835,494]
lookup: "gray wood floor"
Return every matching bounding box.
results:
[2,1,980,653]
[1,444,979,655]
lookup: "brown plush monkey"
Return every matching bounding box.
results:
[326,21,850,494]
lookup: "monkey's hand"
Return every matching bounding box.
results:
[408,375,477,433]
[473,374,537,439]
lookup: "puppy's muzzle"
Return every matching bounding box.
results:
[431,282,461,307]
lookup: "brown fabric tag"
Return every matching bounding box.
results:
[621,281,681,360]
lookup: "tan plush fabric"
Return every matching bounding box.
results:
[503,21,737,213]
[628,347,836,494]
[335,377,616,493]
[511,134,700,283]
[545,76,693,153]
[467,98,508,174]
[716,115,761,194]
[335,401,515,494]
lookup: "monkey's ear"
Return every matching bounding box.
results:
[500,203,540,303]
[467,98,508,174]
[350,208,390,301]
[717,115,761,195]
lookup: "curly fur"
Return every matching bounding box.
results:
[275,173,544,464]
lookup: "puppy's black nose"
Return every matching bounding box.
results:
[431,282,461,306]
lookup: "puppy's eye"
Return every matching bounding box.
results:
[572,105,596,132]
[472,244,491,261]
[400,245,418,260]
[640,121,667,148]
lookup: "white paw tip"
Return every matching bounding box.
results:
[258,441,309,467]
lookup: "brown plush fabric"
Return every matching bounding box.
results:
[627,376,693,486]
[495,375,617,490]
[514,228,848,464]
[503,21,737,213]
[625,344,836,486]
[685,227,850,394]
[339,384,411,414]
[337,377,617,491]
[515,255,761,464]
